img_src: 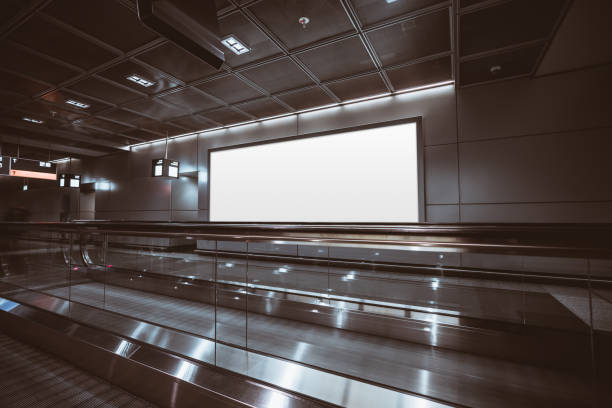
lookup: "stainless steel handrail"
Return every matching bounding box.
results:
[1,221,611,258]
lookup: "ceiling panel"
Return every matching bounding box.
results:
[40,89,113,114]
[326,72,387,100]
[240,58,314,93]
[80,117,132,134]
[0,91,27,107]
[98,60,180,95]
[18,100,86,123]
[218,10,282,67]
[0,0,38,26]
[276,86,335,110]
[351,0,444,26]
[385,56,452,90]
[367,9,450,66]
[460,45,544,86]
[98,108,148,124]
[170,115,217,131]
[196,75,263,104]
[122,128,159,141]
[136,42,218,83]
[0,70,49,96]
[236,98,291,118]
[123,98,184,121]
[8,15,118,70]
[134,119,188,136]
[460,0,566,56]
[68,77,142,105]
[200,107,251,125]
[248,0,355,49]
[0,41,80,85]
[157,88,221,113]
[296,36,376,81]
[42,0,158,52]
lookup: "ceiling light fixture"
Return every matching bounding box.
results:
[65,99,90,109]
[298,16,310,28]
[489,65,502,74]
[221,36,250,55]
[126,74,156,87]
[386,0,398,3]
[23,117,44,124]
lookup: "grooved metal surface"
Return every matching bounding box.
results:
[0,333,157,408]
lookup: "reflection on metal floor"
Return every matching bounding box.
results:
[39,282,595,408]
[0,333,156,408]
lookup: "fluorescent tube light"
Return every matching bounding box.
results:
[66,99,90,109]
[126,74,155,87]
[221,36,249,55]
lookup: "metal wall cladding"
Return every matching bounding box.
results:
[171,176,198,211]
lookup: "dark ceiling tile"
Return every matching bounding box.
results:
[170,115,217,131]
[0,41,80,85]
[196,75,263,104]
[40,90,112,114]
[248,0,355,49]
[8,15,118,70]
[136,42,218,83]
[157,88,220,113]
[460,0,566,56]
[275,86,335,110]
[236,98,291,118]
[296,36,376,81]
[351,0,444,26]
[218,11,282,67]
[98,108,148,124]
[19,101,86,123]
[385,56,452,90]
[326,72,387,101]
[459,45,544,86]
[42,0,158,52]
[0,91,27,107]
[0,0,39,27]
[123,98,184,121]
[367,9,450,66]
[98,60,180,95]
[80,117,132,134]
[200,107,251,125]
[460,0,488,7]
[122,128,159,141]
[216,0,234,12]
[135,119,188,136]
[0,70,49,96]
[68,77,142,105]
[240,58,314,93]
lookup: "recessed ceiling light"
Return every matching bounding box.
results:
[386,0,398,3]
[66,99,90,109]
[126,74,156,87]
[490,65,502,74]
[23,117,44,124]
[221,36,250,55]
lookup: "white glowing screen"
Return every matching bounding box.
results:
[209,122,420,222]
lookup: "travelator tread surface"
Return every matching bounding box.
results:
[0,333,157,408]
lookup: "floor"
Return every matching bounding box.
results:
[0,333,156,408]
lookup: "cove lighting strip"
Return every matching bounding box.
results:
[125,80,455,150]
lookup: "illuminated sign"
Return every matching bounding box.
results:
[152,158,179,178]
[10,158,56,180]
[58,173,81,188]
[0,156,9,176]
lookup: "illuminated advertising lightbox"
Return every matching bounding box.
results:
[0,156,10,176]
[152,158,179,178]
[10,158,56,180]
[58,173,81,188]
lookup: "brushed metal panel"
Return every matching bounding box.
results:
[426,205,459,223]
[460,202,612,223]
[129,143,166,179]
[171,177,198,211]
[298,85,456,146]
[459,128,612,203]
[92,152,130,180]
[458,64,612,142]
[168,136,198,173]
[425,144,458,204]
[329,247,460,267]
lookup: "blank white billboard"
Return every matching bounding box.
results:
[209,121,421,222]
